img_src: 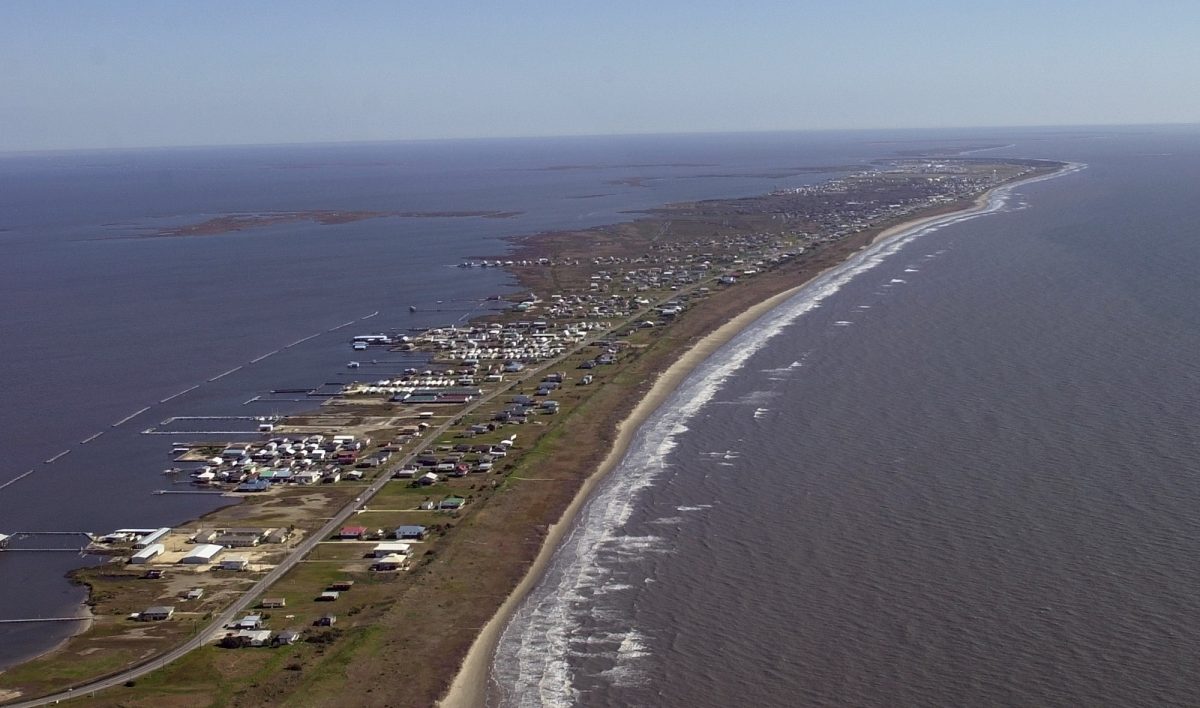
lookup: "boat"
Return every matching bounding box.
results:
[409,305,417,312]
[347,361,360,369]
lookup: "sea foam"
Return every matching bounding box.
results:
[488,163,1085,706]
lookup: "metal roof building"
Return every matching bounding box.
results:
[129,543,165,564]
[179,543,223,564]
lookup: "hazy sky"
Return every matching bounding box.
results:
[2,1,1197,151]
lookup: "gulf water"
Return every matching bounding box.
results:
[489,127,1200,706]
[1,129,925,669]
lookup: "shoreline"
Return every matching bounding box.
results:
[0,157,1068,706]
[439,166,1066,707]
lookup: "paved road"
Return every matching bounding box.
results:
[6,282,723,707]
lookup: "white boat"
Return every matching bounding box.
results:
[347,361,360,369]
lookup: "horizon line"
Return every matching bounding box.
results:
[3,121,1198,157]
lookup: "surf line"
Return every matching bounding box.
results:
[360,311,379,320]
[112,406,152,427]
[44,449,71,464]
[284,332,322,349]
[80,431,104,445]
[0,469,36,492]
[327,321,355,332]
[249,350,279,364]
[208,365,243,382]
[160,384,200,403]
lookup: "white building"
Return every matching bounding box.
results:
[370,542,411,558]
[129,543,164,564]
[179,544,223,564]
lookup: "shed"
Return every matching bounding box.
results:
[317,591,340,602]
[274,629,303,646]
[140,606,175,621]
[179,544,223,564]
[129,543,165,565]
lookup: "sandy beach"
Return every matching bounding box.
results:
[440,276,810,708]
[438,165,1064,707]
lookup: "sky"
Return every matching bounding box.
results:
[1,0,1197,151]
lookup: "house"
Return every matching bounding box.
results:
[234,614,263,630]
[316,591,340,602]
[185,588,205,601]
[221,629,272,648]
[260,598,287,609]
[371,542,411,558]
[439,496,466,511]
[394,525,427,540]
[142,569,165,580]
[179,544,223,564]
[372,554,409,571]
[140,606,175,621]
[314,614,337,627]
[235,479,271,493]
[328,580,355,592]
[338,526,367,540]
[220,556,250,571]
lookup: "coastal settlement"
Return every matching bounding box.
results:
[0,158,1063,707]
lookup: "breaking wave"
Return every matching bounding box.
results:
[486,163,1084,706]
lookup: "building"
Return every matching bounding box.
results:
[260,598,287,609]
[273,629,302,646]
[220,556,250,571]
[133,528,171,549]
[317,591,339,602]
[372,554,409,571]
[338,526,367,540]
[221,629,273,648]
[140,606,175,621]
[215,528,264,548]
[129,543,164,564]
[179,544,223,564]
[370,542,411,558]
[394,525,427,540]
[234,614,263,630]
[314,614,337,627]
[438,496,466,511]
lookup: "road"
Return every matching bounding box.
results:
[6,281,722,707]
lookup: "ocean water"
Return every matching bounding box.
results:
[0,129,977,669]
[489,126,1200,706]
